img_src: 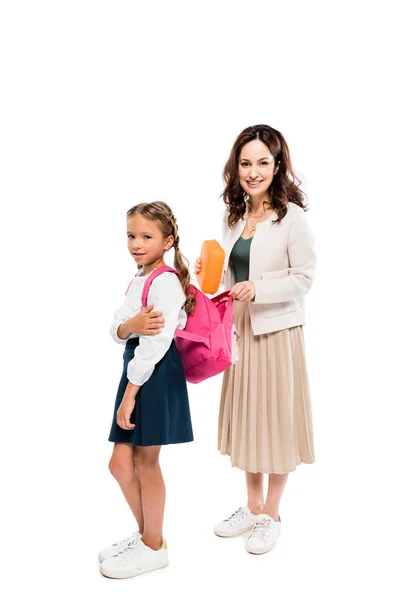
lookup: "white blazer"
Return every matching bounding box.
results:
[220,202,316,335]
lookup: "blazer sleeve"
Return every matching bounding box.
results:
[252,210,316,304]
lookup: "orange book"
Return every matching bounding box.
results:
[196,240,225,294]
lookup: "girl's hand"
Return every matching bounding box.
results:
[129,305,164,336]
[117,384,138,430]
[193,257,201,276]
[229,281,255,302]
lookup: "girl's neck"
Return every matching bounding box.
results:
[142,258,166,276]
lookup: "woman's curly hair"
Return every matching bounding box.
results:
[222,124,308,227]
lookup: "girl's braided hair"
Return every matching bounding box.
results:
[127,201,195,314]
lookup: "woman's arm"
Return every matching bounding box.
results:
[252,210,316,304]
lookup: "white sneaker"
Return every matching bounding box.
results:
[214,506,258,537]
[98,531,140,563]
[100,536,169,579]
[245,514,281,554]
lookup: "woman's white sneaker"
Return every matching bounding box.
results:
[245,514,281,554]
[100,536,169,579]
[214,506,258,537]
[98,531,140,563]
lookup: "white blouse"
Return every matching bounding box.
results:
[110,271,187,386]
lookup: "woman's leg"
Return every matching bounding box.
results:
[246,471,289,519]
[263,473,289,521]
[245,472,265,515]
[109,443,144,533]
[134,445,165,550]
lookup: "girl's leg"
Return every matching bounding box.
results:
[109,443,144,533]
[134,446,165,550]
[245,472,265,515]
[263,473,289,521]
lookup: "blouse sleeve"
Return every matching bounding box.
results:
[109,310,140,344]
[126,273,186,386]
[252,209,316,304]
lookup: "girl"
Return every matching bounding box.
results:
[99,201,194,579]
[195,124,316,555]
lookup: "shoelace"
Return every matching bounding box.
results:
[226,507,247,526]
[113,532,140,555]
[250,517,273,541]
[119,538,142,566]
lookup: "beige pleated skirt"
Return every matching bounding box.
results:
[218,302,315,474]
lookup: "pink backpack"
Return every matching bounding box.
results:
[141,266,239,384]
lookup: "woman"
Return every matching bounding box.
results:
[197,124,316,555]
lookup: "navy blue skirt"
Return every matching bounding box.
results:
[108,338,194,447]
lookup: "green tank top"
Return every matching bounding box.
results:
[229,236,253,283]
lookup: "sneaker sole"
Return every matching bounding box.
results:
[246,533,280,554]
[246,545,273,555]
[100,561,169,579]
[214,525,254,538]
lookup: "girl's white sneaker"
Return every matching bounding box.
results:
[245,514,281,554]
[100,537,169,579]
[214,506,258,537]
[98,531,140,563]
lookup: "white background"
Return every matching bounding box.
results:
[1,1,399,598]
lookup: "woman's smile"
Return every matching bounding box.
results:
[246,179,263,187]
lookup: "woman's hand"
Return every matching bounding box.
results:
[193,257,201,275]
[129,305,165,336]
[117,383,139,430]
[229,281,255,302]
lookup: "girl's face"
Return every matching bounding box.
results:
[238,139,278,199]
[127,215,174,274]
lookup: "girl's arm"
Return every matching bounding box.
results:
[252,210,316,304]
[126,273,186,386]
[110,306,165,343]
[117,381,140,430]
[110,316,138,344]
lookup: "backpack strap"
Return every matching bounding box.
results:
[141,266,181,307]
[141,266,210,348]
[211,290,232,305]
[174,328,210,346]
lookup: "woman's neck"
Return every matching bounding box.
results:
[247,193,271,214]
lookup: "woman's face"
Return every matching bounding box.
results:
[238,139,277,199]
